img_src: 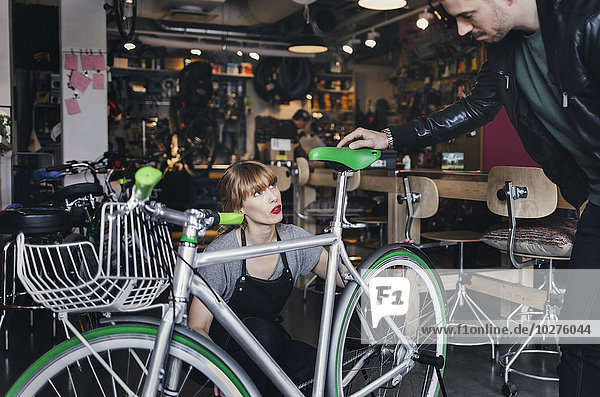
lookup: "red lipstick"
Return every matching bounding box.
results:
[271,205,281,214]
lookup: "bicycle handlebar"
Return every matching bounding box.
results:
[134,166,162,200]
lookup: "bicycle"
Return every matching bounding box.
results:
[7,147,447,397]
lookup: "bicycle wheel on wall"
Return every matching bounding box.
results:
[114,0,136,42]
[7,323,258,397]
[328,245,447,397]
[182,116,216,176]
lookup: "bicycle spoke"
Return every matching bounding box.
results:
[87,355,108,397]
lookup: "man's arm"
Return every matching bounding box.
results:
[338,61,502,150]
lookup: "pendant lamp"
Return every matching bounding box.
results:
[288,5,328,54]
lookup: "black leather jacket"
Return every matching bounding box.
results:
[390,0,600,210]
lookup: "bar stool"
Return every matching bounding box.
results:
[0,207,72,349]
[482,166,572,397]
[399,176,496,360]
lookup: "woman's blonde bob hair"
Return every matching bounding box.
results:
[217,161,278,214]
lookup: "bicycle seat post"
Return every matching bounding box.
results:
[312,169,348,396]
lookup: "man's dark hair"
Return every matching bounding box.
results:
[292,109,310,122]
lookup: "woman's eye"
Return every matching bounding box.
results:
[254,191,261,197]
[269,183,276,189]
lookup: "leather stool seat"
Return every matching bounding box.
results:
[0,207,72,235]
[52,183,103,204]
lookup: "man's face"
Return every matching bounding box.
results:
[441,0,513,43]
[294,119,308,130]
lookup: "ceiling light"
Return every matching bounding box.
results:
[249,52,260,60]
[417,10,434,30]
[306,93,313,100]
[358,0,407,10]
[190,48,201,56]
[288,26,328,53]
[288,5,328,54]
[123,42,136,51]
[236,50,243,56]
[342,37,360,54]
[365,30,379,48]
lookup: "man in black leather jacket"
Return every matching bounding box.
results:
[339,0,600,395]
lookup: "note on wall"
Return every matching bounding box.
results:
[92,73,104,90]
[64,53,78,70]
[69,71,92,93]
[65,97,81,115]
[93,54,106,71]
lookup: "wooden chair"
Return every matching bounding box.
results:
[484,166,571,397]
[399,176,497,360]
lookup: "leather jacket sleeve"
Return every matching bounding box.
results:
[389,60,504,150]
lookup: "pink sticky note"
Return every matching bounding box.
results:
[81,54,95,70]
[65,98,81,115]
[93,54,106,70]
[65,54,78,70]
[69,71,92,93]
[93,73,104,90]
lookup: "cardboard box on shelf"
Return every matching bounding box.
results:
[164,57,184,71]
[113,57,129,68]
[269,138,297,162]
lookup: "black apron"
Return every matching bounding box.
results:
[226,228,294,321]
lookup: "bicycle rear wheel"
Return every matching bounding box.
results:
[7,323,257,397]
[328,246,446,397]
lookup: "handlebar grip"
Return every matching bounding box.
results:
[46,164,71,172]
[217,212,244,225]
[134,167,162,200]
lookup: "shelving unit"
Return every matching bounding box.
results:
[108,61,251,162]
[310,72,355,140]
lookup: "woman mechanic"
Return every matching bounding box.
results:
[188,160,344,395]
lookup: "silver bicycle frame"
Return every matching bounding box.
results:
[143,171,412,397]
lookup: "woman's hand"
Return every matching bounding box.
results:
[337,127,389,150]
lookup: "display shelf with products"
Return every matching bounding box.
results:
[311,72,355,131]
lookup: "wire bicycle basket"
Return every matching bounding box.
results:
[16,202,175,313]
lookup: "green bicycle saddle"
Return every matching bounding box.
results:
[308,147,381,171]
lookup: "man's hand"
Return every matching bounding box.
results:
[337,127,389,150]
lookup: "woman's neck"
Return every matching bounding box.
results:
[243,222,277,246]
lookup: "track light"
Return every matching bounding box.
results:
[417,10,434,30]
[123,41,136,51]
[249,52,260,60]
[190,49,201,56]
[342,37,360,54]
[236,50,243,56]
[365,30,379,48]
[358,0,407,10]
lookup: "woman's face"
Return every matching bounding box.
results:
[240,183,283,225]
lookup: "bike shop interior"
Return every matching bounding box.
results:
[0,1,580,396]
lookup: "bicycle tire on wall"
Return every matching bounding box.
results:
[7,323,258,397]
[328,245,447,397]
[114,0,136,42]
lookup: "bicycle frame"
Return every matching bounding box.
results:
[139,170,414,397]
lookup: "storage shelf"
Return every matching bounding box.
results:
[315,72,353,78]
[110,67,254,79]
[213,73,254,78]
[314,88,354,94]
[313,109,353,113]
[110,67,178,75]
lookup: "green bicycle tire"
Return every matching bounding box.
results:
[7,323,258,397]
[328,246,447,397]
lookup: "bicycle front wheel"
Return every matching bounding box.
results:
[7,323,258,397]
[328,246,447,397]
